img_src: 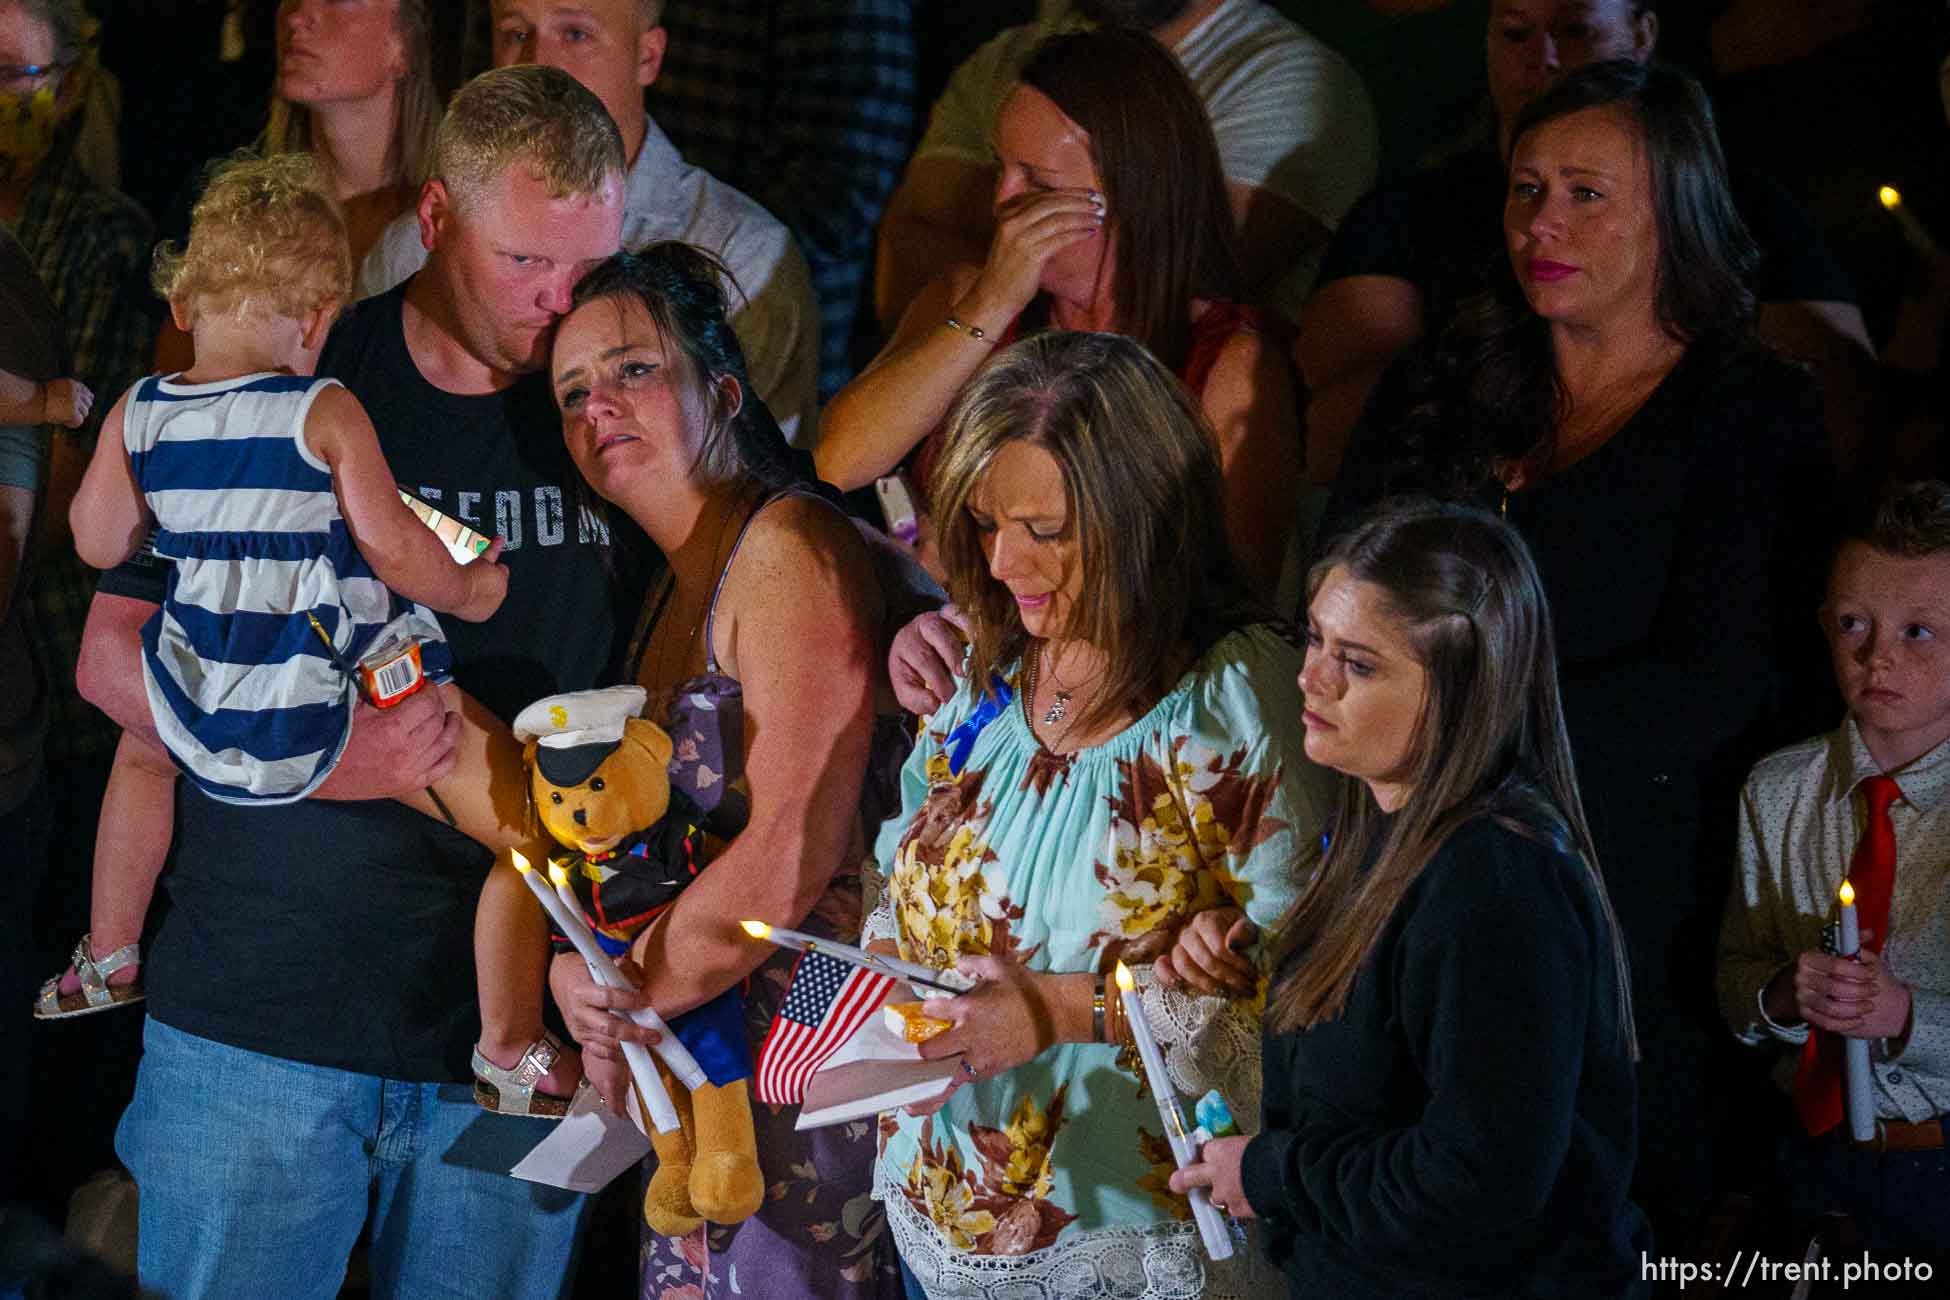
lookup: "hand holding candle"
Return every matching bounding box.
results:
[1116,961,1234,1260]
[512,851,683,1132]
[1837,879,1877,1143]
[548,860,708,1089]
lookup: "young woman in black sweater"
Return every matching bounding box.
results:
[1165,502,1652,1297]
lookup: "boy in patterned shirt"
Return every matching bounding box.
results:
[1718,479,1950,1256]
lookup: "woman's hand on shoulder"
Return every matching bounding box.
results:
[1154,907,1258,997]
[889,603,969,716]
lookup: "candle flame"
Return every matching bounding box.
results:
[547,861,571,889]
[511,849,531,875]
[741,920,772,940]
[1880,185,1903,210]
[1840,879,1856,906]
[1114,961,1134,992]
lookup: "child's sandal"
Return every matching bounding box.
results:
[472,1030,584,1118]
[35,933,144,1020]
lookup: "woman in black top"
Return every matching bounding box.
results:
[1170,502,1649,1298]
[1321,59,1834,1238]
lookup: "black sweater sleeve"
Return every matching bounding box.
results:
[1240,828,1609,1251]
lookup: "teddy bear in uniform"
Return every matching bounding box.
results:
[514,685,763,1237]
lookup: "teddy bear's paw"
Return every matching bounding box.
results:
[644,1166,704,1237]
[689,1152,764,1224]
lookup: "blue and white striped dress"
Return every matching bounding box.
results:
[128,372,452,804]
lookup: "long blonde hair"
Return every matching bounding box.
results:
[260,0,438,193]
[1268,502,1637,1059]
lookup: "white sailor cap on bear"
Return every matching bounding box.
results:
[513,685,649,786]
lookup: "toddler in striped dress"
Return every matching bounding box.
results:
[38,155,588,1116]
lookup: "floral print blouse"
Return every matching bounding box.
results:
[867,625,1334,1298]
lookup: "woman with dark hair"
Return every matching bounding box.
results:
[866,330,1333,1299]
[1170,500,1650,1299]
[1324,58,1833,1241]
[816,26,1301,597]
[1299,0,1872,489]
[545,242,906,1299]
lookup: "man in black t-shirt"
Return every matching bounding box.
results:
[78,65,632,1299]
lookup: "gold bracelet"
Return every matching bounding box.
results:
[1091,976,1106,1044]
[943,316,992,345]
[1103,975,1125,1046]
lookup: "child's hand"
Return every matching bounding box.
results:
[455,538,508,622]
[42,378,94,429]
[1797,944,1914,1040]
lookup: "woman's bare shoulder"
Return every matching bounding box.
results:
[720,493,879,635]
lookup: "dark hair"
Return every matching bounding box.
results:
[1389,60,1756,497]
[568,242,821,498]
[1845,479,1950,559]
[931,331,1255,730]
[1018,29,1242,372]
[1270,501,1636,1058]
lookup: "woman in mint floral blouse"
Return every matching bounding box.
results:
[865,331,1334,1300]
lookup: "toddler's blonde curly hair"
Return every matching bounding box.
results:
[152,153,352,326]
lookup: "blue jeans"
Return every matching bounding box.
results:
[117,1018,589,1300]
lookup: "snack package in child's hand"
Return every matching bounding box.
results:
[882,1001,952,1043]
[359,635,428,708]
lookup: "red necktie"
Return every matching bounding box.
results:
[1794,773,1901,1136]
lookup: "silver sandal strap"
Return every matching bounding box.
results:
[72,932,141,1006]
[506,1033,561,1089]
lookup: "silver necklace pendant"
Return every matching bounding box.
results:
[1043,691,1071,727]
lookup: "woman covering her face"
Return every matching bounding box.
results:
[817,27,1303,599]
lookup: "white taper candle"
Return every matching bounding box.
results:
[1116,962,1233,1260]
[1837,880,1877,1143]
[546,860,708,1090]
[511,852,681,1133]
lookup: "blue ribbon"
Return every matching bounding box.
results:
[944,675,1013,776]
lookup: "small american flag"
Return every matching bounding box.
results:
[755,950,895,1105]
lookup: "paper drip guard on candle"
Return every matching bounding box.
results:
[1115,962,1234,1261]
[1879,185,1943,258]
[1837,879,1878,1143]
[544,860,708,1088]
[510,851,684,1133]
[739,921,974,995]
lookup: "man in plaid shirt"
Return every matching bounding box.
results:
[648,0,916,401]
[3,59,155,871]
